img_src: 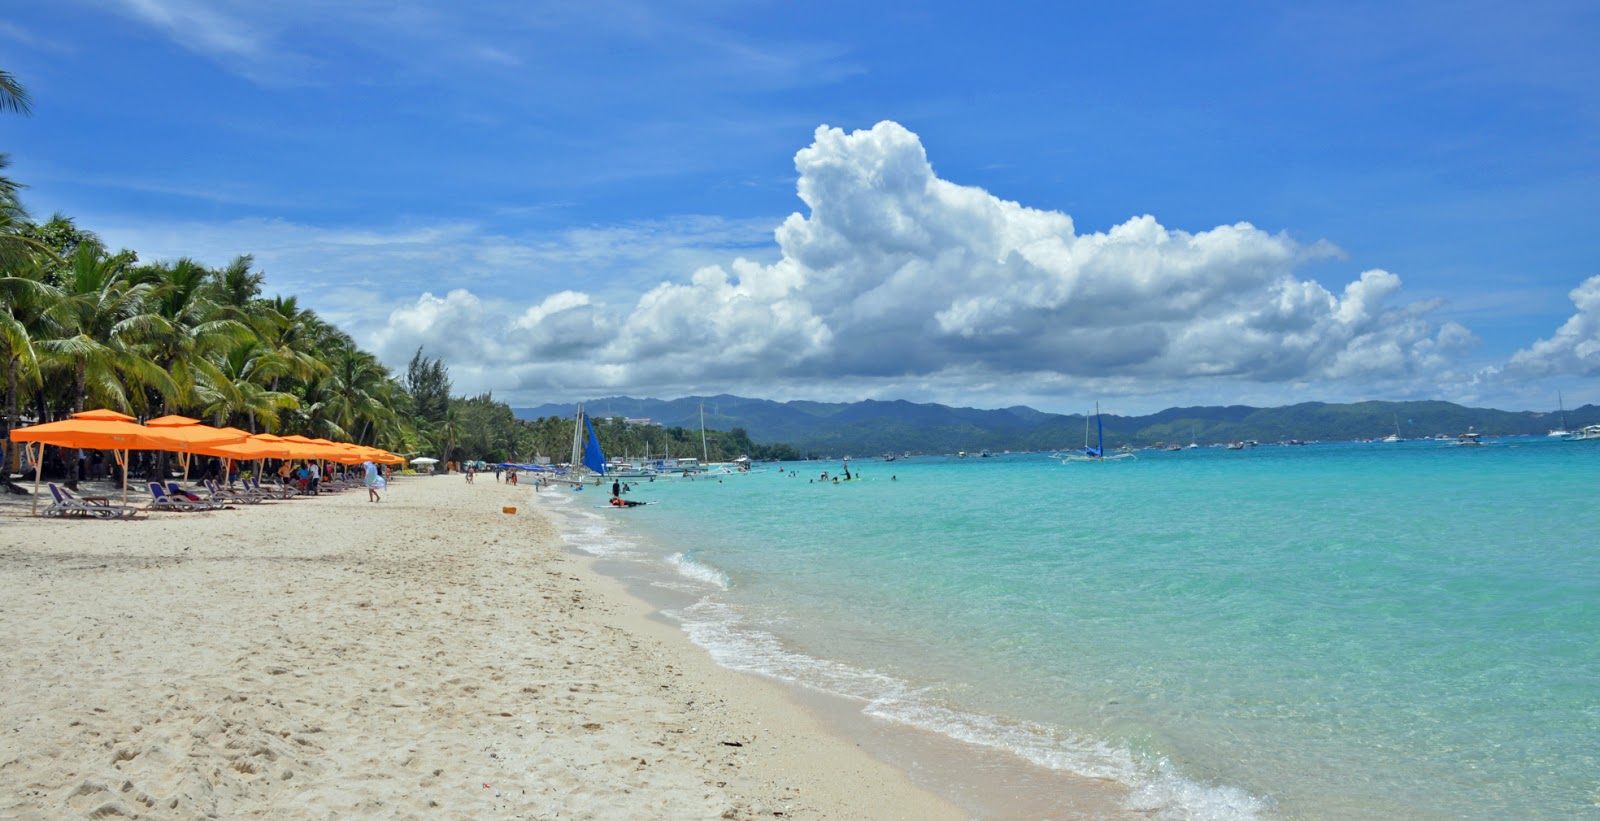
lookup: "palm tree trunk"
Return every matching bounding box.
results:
[68,365,86,489]
[1,355,22,493]
[3,355,16,475]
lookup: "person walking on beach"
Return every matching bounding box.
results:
[363,460,383,502]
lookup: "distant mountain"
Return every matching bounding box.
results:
[513,396,1599,456]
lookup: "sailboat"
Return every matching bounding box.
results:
[1548,392,1572,438]
[566,405,609,485]
[1062,403,1135,462]
[1382,414,1403,443]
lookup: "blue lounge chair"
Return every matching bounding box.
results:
[44,483,142,519]
[147,482,226,512]
[204,479,260,504]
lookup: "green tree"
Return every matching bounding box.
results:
[405,347,451,425]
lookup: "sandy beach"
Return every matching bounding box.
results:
[0,475,962,820]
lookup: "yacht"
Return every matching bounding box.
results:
[1549,392,1572,437]
[1567,425,1600,442]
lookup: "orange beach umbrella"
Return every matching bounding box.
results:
[143,417,247,482]
[9,415,188,512]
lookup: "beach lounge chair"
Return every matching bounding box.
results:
[147,482,226,512]
[169,481,235,510]
[266,477,301,499]
[203,479,260,504]
[246,477,295,500]
[43,482,142,519]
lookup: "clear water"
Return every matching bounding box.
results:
[541,440,1600,819]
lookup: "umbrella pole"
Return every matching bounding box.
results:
[30,443,42,516]
[118,449,129,506]
[180,452,191,484]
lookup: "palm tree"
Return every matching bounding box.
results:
[126,257,251,415]
[199,339,298,431]
[324,344,397,444]
[0,70,31,115]
[0,259,60,479]
[39,242,173,485]
[0,70,33,215]
[254,295,327,395]
[0,194,54,269]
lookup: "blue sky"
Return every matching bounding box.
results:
[6,1,1600,415]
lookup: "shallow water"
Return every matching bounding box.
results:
[542,440,1600,819]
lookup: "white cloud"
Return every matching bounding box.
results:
[87,119,1532,409]
[1499,275,1600,378]
[374,121,1471,404]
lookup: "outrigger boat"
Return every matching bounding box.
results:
[1058,403,1134,462]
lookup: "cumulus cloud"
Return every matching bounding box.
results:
[376,120,1475,402]
[1499,275,1600,378]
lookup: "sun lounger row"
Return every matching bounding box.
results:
[38,472,380,519]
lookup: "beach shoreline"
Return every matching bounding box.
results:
[0,475,963,819]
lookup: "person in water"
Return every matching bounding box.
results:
[609,496,645,508]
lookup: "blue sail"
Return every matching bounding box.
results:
[582,415,608,475]
[1083,408,1104,457]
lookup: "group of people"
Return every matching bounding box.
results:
[609,479,645,507]
[266,458,389,503]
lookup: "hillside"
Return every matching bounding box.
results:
[513,396,1599,456]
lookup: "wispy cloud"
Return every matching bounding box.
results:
[101,0,323,86]
[0,20,74,54]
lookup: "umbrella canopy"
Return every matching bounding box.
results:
[245,433,316,459]
[201,439,293,460]
[145,414,202,427]
[144,424,246,448]
[11,418,186,451]
[70,408,137,422]
[410,456,440,464]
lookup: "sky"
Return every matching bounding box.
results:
[5,0,1600,415]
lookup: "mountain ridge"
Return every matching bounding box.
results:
[512,396,1598,455]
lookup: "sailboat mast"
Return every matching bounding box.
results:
[700,402,709,462]
[1096,402,1104,456]
[570,404,584,472]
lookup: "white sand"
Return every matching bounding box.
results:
[0,475,963,819]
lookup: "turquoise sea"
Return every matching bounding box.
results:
[537,439,1599,819]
